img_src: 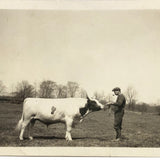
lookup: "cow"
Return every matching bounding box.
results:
[16,96,104,141]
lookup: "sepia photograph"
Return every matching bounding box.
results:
[0,0,160,157]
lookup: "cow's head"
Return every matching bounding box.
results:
[79,96,104,118]
[86,96,104,112]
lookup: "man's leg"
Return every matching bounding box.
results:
[114,110,124,140]
[116,129,121,139]
[119,110,124,131]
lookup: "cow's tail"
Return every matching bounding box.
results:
[15,114,24,131]
[15,98,28,131]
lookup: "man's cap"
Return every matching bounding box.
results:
[112,87,121,92]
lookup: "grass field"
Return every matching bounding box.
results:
[1,102,160,147]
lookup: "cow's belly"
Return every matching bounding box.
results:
[33,110,66,125]
[36,117,65,125]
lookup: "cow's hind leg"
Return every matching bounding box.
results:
[28,119,36,140]
[19,119,30,140]
[65,118,73,141]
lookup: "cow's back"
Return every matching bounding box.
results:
[23,98,87,118]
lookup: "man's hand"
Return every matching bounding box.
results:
[103,105,108,111]
[103,102,113,111]
[106,102,113,106]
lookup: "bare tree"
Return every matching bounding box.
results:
[15,81,34,101]
[33,82,38,98]
[67,81,79,97]
[80,88,87,98]
[57,85,67,98]
[39,80,57,98]
[93,91,105,101]
[106,93,114,102]
[0,81,6,95]
[125,86,137,110]
[93,91,99,100]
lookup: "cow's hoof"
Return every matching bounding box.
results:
[65,138,72,141]
[19,137,24,141]
[29,136,33,140]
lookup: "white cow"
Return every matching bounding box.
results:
[16,96,103,141]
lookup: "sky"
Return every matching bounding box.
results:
[0,10,160,103]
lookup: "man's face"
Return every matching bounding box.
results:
[114,90,120,95]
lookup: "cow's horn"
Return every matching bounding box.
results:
[86,94,90,101]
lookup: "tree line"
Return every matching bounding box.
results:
[15,80,87,101]
[0,80,87,103]
[0,80,143,106]
[1,80,160,114]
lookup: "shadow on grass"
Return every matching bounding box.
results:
[30,136,109,140]
[32,136,64,140]
[33,136,88,140]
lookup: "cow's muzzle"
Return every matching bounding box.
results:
[91,106,102,112]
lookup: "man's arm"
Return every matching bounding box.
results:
[107,94,125,107]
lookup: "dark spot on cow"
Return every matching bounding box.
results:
[87,100,101,111]
[31,114,36,117]
[72,114,81,128]
[60,112,65,118]
[73,114,81,121]
[51,106,56,114]
[79,106,88,117]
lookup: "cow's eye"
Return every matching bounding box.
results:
[92,101,96,105]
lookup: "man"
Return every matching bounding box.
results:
[107,87,126,141]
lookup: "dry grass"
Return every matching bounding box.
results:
[0,102,160,147]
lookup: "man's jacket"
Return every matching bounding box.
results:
[112,94,126,112]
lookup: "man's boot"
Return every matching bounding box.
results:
[115,129,121,141]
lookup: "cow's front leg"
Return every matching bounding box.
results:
[65,117,73,141]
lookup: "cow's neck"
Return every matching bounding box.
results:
[79,102,92,118]
[79,105,88,117]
